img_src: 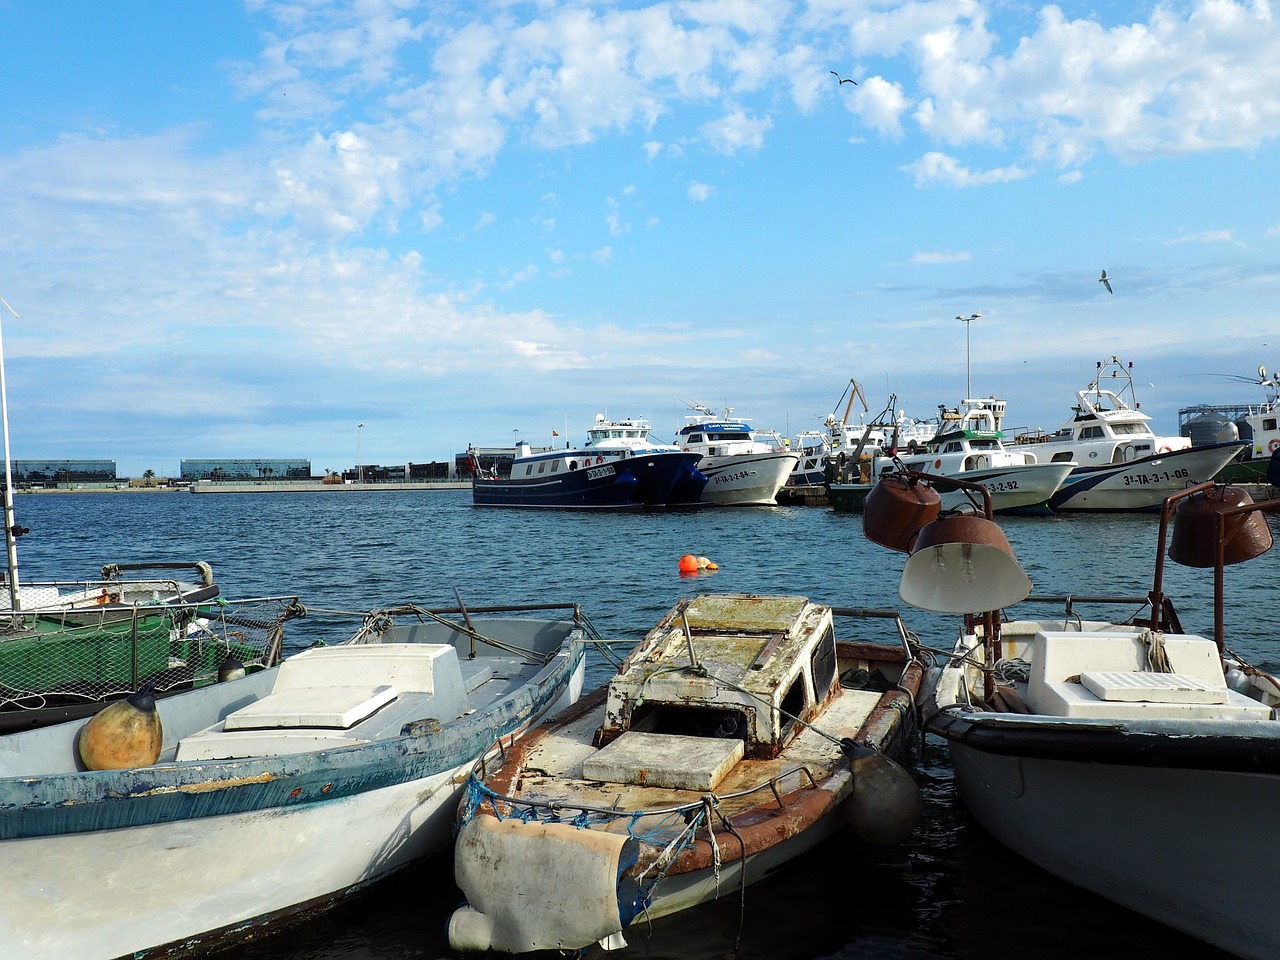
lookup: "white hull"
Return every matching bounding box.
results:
[890,460,1074,514]
[950,744,1279,960]
[697,452,798,505]
[3,771,461,960]
[1049,443,1246,511]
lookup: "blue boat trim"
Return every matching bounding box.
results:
[0,648,582,841]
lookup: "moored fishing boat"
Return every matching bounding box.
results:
[0,600,589,960]
[863,459,1280,960]
[470,415,705,509]
[830,398,1074,515]
[1179,364,1280,487]
[674,405,798,505]
[446,593,924,954]
[1011,356,1246,511]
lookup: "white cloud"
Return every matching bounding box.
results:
[913,251,973,264]
[700,108,773,154]
[901,151,1028,188]
[688,181,715,201]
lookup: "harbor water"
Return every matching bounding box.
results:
[13,487,1276,960]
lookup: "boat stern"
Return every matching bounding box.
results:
[448,814,642,953]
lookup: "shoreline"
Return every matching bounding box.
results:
[16,481,473,495]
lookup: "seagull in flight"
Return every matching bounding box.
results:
[830,70,857,85]
[1099,269,1113,294]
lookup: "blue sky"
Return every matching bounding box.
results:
[1,0,1277,478]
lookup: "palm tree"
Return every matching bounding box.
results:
[143,469,155,480]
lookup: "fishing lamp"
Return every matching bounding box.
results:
[1169,485,1272,569]
[1151,482,1280,653]
[898,512,1033,614]
[863,471,941,553]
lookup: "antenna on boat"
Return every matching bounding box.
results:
[0,294,21,612]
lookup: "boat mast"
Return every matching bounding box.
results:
[0,295,19,611]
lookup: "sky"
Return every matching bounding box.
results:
[1,0,1278,478]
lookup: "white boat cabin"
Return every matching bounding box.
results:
[595,594,838,764]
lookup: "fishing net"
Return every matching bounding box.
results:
[0,595,304,712]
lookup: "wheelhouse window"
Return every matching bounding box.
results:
[810,626,837,696]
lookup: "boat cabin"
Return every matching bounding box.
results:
[594,594,838,761]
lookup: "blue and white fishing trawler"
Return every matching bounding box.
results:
[470,415,706,509]
[674,405,798,506]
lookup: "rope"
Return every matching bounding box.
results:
[1140,629,1172,673]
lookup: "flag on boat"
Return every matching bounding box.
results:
[552,430,559,436]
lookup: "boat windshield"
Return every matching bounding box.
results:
[1112,422,1153,436]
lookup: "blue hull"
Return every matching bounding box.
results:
[471,453,705,509]
[472,465,641,509]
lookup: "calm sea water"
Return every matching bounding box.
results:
[13,488,1274,960]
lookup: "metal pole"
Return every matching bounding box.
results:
[956,314,980,399]
[0,296,21,612]
[358,422,364,483]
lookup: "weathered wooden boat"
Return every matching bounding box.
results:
[0,601,588,960]
[447,593,925,954]
[864,459,1280,960]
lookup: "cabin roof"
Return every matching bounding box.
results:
[610,594,827,703]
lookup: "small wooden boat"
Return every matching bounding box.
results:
[0,601,588,960]
[447,593,925,954]
[864,460,1280,960]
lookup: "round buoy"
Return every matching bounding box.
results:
[842,741,923,845]
[678,554,699,573]
[218,656,247,683]
[696,556,712,568]
[704,561,719,570]
[78,685,164,771]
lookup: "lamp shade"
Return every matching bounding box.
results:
[863,474,942,553]
[899,514,1032,613]
[1169,485,1272,568]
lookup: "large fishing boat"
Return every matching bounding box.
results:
[469,415,705,509]
[1012,357,1246,511]
[829,398,1074,515]
[674,406,798,505]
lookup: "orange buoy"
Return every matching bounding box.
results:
[678,553,699,573]
[78,685,164,771]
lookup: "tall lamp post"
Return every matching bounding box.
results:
[956,313,981,399]
[357,422,364,484]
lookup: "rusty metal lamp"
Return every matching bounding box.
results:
[862,465,1032,614]
[1151,482,1279,654]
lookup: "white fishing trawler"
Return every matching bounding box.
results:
[673,405,798,506]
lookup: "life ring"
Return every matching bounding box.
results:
[934,459,942,469]
[1157,444,1172,454]
[1269,439,1280,454]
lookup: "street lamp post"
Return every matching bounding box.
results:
[956,313,981,398]
[357,422,364,484]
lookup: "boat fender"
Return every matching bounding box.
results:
[217,656,246,682]
[841,739,922,845]
[77,684,164,771]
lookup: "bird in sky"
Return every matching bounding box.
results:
[830,70,857,85]
[1099,269,1113,294]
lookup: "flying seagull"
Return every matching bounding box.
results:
[1099,269,1113,294]
[830,70,857,85]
